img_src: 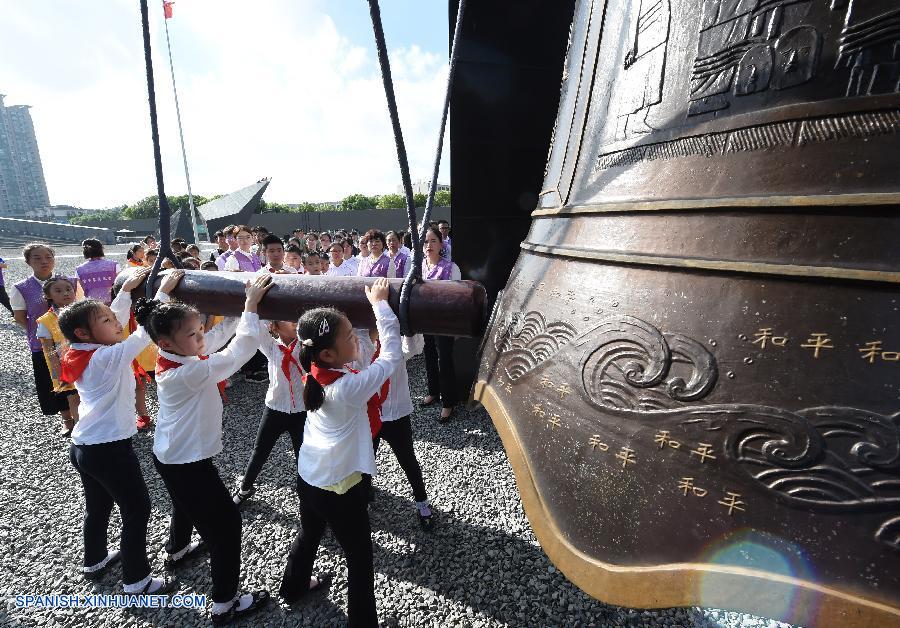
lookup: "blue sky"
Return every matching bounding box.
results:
[0,1,451,208]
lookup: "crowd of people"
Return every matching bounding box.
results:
[2,218,459,625]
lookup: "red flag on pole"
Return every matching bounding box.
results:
[163,1,174,19]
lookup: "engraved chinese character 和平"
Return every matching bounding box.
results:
[615,447,636,468]
[677,477,708,497]
[690,443,717,463]
[654,430,681,450]
[718,491,746,515]
[588,435,609,452]
[859,340,900,363]
[801,333,833,358]
[752,327,788,349]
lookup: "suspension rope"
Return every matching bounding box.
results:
[367,0,466,335]
[419,0,466,242]
[139,0,181,299]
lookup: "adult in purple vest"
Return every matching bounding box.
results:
[420,227,462,422]
[357,229,392,277]
[385,231,409,278]
[223,225,264,272]
[76,239,120,305]
[11,243,75,426]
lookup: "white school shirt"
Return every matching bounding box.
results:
[342,256,360,275]
[356,331,423,422]
[255,321,306,413]
[298,301,402,488]
[262,264,298,274]
[153,310,253,465]
[69,291,164,446]
[325,261,355,277]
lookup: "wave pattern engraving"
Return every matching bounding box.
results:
[493,311,577,382]
[490,312,900,548]
[576,316,719,411]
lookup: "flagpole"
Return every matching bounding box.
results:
[162,1,201,244]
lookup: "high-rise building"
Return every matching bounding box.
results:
[0,95,50,217]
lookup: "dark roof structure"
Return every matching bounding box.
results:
[173,178,271,242]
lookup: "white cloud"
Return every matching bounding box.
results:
[0,0,450,208]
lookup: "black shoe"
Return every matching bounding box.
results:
[244,371,268,384]
[280,574,331,605]
[232,484,256,506]
[212,590,270,625]
[419,395,437,408]
[83,550,121,580]
[141,575,178,595]
[163,540,207,571]
[438,407,456,423]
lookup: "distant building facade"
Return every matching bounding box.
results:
[0,95,50,217]
[397,179,450,196]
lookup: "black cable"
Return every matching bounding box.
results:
[139,0,181,300]
[367,0,466,335]
[419,0,466,243]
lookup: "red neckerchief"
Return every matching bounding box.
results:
[60,348,97,385]
[277,340,303,408]
[305,359,388,438]
[156,353,227,402]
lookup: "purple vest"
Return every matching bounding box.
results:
[234,250,262,272]
[425,257,454,281]
[15,276,51,352]
[359,253,391,278]
[76,258,118,305]
[0,256,5,286]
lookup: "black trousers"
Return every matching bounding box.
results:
[32,351,70,416]
[240,407,306,490]
[69,438,152,585]
[0,286,11,313]
[423,335,458,408]
[281,477,377,627]
[373,416,427,502]
[153,455,242,604]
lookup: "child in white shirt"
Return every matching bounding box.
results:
[135,274,274,624]
[232,318,306,506]
[279,278,400,627]
[58,267,181,594]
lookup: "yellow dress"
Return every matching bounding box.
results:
[36,309,74,393]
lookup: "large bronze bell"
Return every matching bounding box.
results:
[474,0,900,626]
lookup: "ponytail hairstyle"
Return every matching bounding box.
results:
[82,238,104,259]
[59,299,106,344]
[134,297,200,344]
[297,307,346,412]
[126,244,144,260]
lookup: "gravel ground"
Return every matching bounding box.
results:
[0,245,799,627]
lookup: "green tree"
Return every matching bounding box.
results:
[434,188,451,207]
[340,193,378,211]
[121,194,210,219]
[376,193,404,209]
[122,195,161,219]
[70,208,125,225]
[413,192,427,208]
[258,199,294,213]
